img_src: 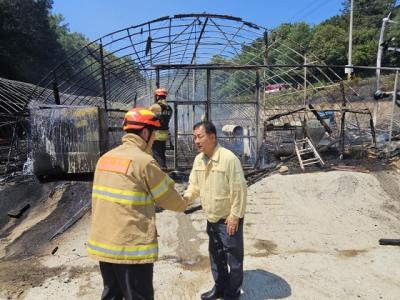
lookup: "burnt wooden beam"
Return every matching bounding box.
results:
[266,107,305,122]
[342,108,371,114]
[370,117,377,146]
[308,104,332,134]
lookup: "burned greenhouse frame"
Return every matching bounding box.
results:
[1,13,400,177]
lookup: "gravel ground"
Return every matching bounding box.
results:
[0,168,400,299]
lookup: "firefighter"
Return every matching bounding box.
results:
[87,108,189,300]
[148,88,173,169]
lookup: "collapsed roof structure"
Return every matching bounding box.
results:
[1,13,399,177]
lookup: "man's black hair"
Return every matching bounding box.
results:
[125,125,157,142]
[193,121,217,137]
[125,128,143,135]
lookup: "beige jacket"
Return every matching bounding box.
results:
[184,144,247,222]
[87,134,187,264]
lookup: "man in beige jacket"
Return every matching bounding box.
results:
[87,108,188,300]
[184,121,247,300]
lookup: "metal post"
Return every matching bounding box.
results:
[263,30,268,111]
[182,110,185,133]
[387,70,399,156]
[374,14,391,126]
[156,68,160,88]
[347,0,354,80]
[173,101,178,169]
[186,76,190,132]
[52,72,61,105]
[339,82,347,159]
[255,70,260,168]
[303,55,307,139]
[148,73,153,107]
[376,15,390,91]
[206,69,211,121]
[369,114,377,147]
[99,43,108,111]
[192,67,196,130]
[340,81,347,107]
[189,68,195,152]
[303,56,307,109]
[339,111,346,159]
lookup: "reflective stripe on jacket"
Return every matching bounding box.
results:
[87,133,187,264]
[87,240,158,261]
[155,130,169,141]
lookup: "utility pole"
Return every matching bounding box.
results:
[346,0,354,80]
[304,55,307,109]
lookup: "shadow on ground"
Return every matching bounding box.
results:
[242,269,291,299]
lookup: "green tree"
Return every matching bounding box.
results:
[342,0,395,28]
[382,6,400,67]
[0,0,65,83]
[269,22,312,65]
[340,0,396,68]
[308,23,347,66]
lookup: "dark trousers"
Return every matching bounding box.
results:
[152,140,166,168]
[99,262,154,300]
[206,218,244,298]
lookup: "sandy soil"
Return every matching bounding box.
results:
[1,167,400,299]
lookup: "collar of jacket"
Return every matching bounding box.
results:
[122,133,152,154]
[201,143,221,163]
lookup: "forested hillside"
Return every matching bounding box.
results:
[227,0,400,73]
[0,0,139,86]
[0,1,83,83]
[208,0,400,100]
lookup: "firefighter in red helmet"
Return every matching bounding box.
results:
[148,88,173,169]
[88,107,189,300]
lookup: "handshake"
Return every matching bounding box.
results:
[184,203,202,215]
[180,192,201,215]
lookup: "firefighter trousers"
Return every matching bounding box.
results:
[99,262,154,300]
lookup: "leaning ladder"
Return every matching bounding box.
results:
[294,137,325,170]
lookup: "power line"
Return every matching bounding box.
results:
[289,0,332,23]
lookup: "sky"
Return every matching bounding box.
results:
[52,0,344,41]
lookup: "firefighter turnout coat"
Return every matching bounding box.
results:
[87,133,187,264]
[148,99,173,142]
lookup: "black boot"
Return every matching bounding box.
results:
[200,287,224,300]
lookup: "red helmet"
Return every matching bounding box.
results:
[123,108,161,131]
[154,88,168,97]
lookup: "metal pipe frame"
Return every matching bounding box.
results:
[2,13,400,175]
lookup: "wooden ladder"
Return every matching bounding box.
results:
[294,137,325,171]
